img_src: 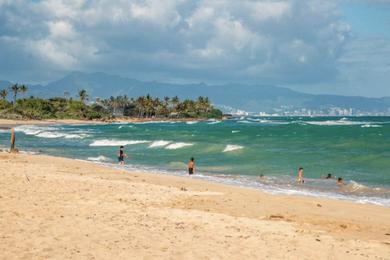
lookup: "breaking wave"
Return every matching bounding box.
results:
[89,139,150,147]
[165,142,194,150]
[149,140,171,148]
[15,125,89,139]
[87,155,110,162]
[223,145,244,152]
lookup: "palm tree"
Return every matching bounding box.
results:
[19,84,28,99]
[162,96,171,117]
[0,89,8,100]
[145,94,153,117]
[78,89,88,104]
[9,84,19,108]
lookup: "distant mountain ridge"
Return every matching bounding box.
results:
[1,72,389,114]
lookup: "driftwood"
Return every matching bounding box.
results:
[10,128,18,153]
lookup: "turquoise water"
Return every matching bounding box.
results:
[1,116,390,206]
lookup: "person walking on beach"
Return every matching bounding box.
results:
[118,146,127,165]
[297,167,304,184]
[188,157,195,175]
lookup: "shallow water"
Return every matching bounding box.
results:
[1,116,390,206]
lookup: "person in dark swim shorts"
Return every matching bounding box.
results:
[118,146,127,165]
[188,157,195,175]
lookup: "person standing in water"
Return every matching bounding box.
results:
[118,146,127,165]
[297,167,304,184]
[188,157,195,175]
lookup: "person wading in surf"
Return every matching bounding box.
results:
[188,157,195,175]
[297,167,304,184]
[118,146,127,165]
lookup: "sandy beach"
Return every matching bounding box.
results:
[0,153,389,259]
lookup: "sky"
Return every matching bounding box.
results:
[0,0,389,97]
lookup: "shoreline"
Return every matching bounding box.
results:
[84,158,390,208]
[1,152,389,259]
[0,117,215,129]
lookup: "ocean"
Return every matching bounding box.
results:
[2,116,390,206]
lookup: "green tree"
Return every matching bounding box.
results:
[19,85,28,98]
[9,84,20,109]
[0,89,8,100]
[78,89,88,104]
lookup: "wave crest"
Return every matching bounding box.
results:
[89,139,150,147]
[223,144,244,152]
[15,125,89,139]
[165,142,194,150]
[149,140,171,148]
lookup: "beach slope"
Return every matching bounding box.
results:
[0,153,389,259]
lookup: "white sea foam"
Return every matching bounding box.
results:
[361,124,382,128]
[223,144,244,152]
[237,120,253,124]
[186,121,199,125]
[90,139,150,147]
[165,142,194,150]
[207,120,221,125]
[149,140,171,148]
[238,119,288,125]
[118,125,134,129]
[87,155,110,162]
[134,120,172,124]
[232,130,240,133]
[15,125,89,139]
[305,120,367,126]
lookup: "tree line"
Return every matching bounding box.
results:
[98,94,221,118]
[0,84,222,120]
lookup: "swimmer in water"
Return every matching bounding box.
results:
[322,173,334,179]
[297,167,304,184]
[337,177,344,185]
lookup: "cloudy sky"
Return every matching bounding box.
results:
[0,0,389,97]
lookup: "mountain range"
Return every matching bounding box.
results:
[1,72,389,114]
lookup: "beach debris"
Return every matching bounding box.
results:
[10,128,18,153]
[317,204,322,207]
[269,215,284,220]
[180,187,187,191]
[25,174,30,183]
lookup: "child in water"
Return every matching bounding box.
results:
[188,157,195,175]
[337,177,344,185]
[118,146,127,165]
[297,167,304,184]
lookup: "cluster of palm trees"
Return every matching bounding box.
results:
[0,85,220,119]
[99,94,214,118]
[0,84,28,107]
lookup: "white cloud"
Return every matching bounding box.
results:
[48,21,75,39]
[5,0,389,96]
[250,1,291,21]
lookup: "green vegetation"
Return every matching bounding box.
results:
[0,85,222,120]
[99,94,222,119]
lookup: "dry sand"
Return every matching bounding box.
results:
[0,153,389,259]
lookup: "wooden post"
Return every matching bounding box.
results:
[10,128,16,153]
